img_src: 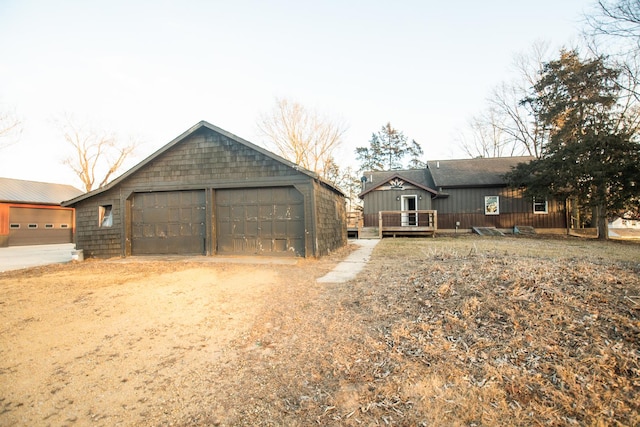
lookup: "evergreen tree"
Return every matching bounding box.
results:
[506,50,640,239]
[355,123,424,171]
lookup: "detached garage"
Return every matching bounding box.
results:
[0,178,83,247]
[63,121,347,258]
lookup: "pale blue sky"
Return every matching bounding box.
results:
[0,0,592,188]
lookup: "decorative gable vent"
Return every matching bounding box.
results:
[389,178,404,189]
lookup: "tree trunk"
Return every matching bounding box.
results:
[595,203,608,240]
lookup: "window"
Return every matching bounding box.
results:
[60,224,69,229]
[9,223,19,229]
[28,224,38,229]
[45,224,54,229]
[99,205,113,227]
[484,196,499,215]
[533,197,548,214]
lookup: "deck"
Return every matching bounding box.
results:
[378,210,437,238]
[347,211,364,238]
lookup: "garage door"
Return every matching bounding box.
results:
[216,187,305,256]
[8,207,73,246]
[131,190,206,255]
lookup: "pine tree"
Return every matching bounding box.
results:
[506,50,640,239]
[355,123,424,171]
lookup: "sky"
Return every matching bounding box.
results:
[0,0,594,189]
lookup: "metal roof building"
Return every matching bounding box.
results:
[0,177,83,247]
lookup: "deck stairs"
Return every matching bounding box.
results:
[357,227,380,239]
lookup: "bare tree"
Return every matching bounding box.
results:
[457,107,516,158]
[57,115,139,192]
[586,0,640,103]
[0,107,22,150]
[257,98,348,178]
[459,41,552,158]
[586,0,640,48]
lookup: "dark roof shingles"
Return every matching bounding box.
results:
[427,156,533,188]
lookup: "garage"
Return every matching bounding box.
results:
[64,121,346,258]
[8,207,74,246]
[216,187,305,256]
[131,190,206,255]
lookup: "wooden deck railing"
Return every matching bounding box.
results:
[378,210,437,238]
[346,211,364,238]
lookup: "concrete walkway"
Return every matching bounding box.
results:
[0,243,75,273]
[317,239,380,283]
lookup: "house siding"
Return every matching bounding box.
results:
[75,193,122,258]
[71,125,345,258]
[433,187,566,230]
[314,181,347,255]
[363,189,433,227]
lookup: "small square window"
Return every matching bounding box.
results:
[99,205,113,227]
[533,197,548,214]
[484,196,499,215]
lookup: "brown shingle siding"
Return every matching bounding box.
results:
[67,123,345,258]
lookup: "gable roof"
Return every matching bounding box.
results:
[359,169,439,198]
[63,120,344,206]
[427,156,533,188]
[0,177,83,205]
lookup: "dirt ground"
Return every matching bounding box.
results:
[0,236,639,426]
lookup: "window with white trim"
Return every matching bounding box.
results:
[484,196,499,215]
[533,197,548,214]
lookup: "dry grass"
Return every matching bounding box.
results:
[302,235,640,426]
[188,235,639,426]
[1,235,639,426]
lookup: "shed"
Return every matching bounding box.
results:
[63,121,347,258]
[0,178,83,247]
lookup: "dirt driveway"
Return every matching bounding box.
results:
[0,246,354,426]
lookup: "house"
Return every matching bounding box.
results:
[62,121,347,258]
[0,178,83,247]
[609,214,640,239]
[359,156,567,234]
[359,169,440,236]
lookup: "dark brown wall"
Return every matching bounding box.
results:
[73,127,345,258]
[433,187,566,229]
[362,186,566,229]
[362,188,433,226]
[313,181,347,256]
[75,194,122,258]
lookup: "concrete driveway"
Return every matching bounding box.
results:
[0,243,75,273]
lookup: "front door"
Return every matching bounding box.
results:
[401,195,417,226]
